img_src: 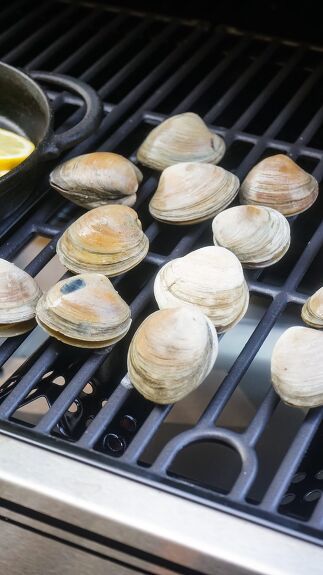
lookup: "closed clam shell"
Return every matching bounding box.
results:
[128,306,218,404]
[212,205,290,268]
[36,274,131,348]
[271,326,323,407]
[154,246,249,333]
[137,112,225,171]
[50,152,143,209]
[301,288,323,329]
[0,258,42,336]
[57,205,149,276]
[240,154,318,216]
[149,162,239,225]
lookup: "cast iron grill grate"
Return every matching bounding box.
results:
[1,0,323,545]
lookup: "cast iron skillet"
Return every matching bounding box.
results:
[0,62,102,220]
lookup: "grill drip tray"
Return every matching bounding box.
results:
[0,1,323,572]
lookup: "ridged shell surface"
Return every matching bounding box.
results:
[128,306,218,404]
[137,113,225,171]
[149,162,239,225]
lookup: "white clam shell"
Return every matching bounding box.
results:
[57,205,149,277]
[271,326,323,407]
[50,152,143,209]
[36,273,131,348]
[240,154,318,216]
[137,112,225,171]
[128,306,218,404]
[149,162,239,225]
[154,246,249,333]
[0,259,41,336]
[301,288,323,329]
[212,205,290,268]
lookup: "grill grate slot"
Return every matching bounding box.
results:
[0,0,323,547]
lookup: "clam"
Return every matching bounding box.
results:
[57,205,149,276]
[301,288,323,329]
[36,273,131,348]
[50,152,143,209]
[137,112,225,171]
[149,162,239,225]
[154,246,249,333]
[212,205,290,268]
[240,154,318,216]
[128,306,218,404]
[271,326,323,407]
[0,259,41,336]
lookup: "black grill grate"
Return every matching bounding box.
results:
[1,0,323,544]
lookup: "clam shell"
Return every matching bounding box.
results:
[149,162,239,225]
[57,205,149,277]
[36,274,131,348]
[128,306,218,404]
[50,152,143,209]
[240,154,318,216]
[301,288,323,329]
[212,205,290,268]
[154,246,249,333]
[271,326,323,407]
[137,113,225,171]
[0,259,41,336]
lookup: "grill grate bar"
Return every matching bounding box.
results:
[78,18,152,83]
[0,345,58,418]
[237,57,323,176]
[2,4,76,64]
[196,295,286,428]
[262,409,323,511]
[223,46,305,135]
[98,22,179,99]
[24,8,103,71]
[0,6,323,544]
[94,29,224,152]
[143,112,323,158]
[201,41,279,122]
[172,34,252,115]
[0,1,53,50]
[119,404,172,463]
[53,14,127,74]
[77,385,131,448]
[243,389,280,445]
[0,195,65,261]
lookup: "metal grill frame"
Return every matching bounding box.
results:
[0,0,323,548]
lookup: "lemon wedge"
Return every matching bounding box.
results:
[0,170,9,178]
[0,128,35,170]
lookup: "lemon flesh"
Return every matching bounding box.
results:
[0,128,35,170]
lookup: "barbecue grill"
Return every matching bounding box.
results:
[0,1,323,573]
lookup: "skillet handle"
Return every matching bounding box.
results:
[30,71,102,155]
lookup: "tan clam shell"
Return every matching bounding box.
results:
[271,326,323,407]
[149,162,239,225]
[57,205,149,277]
[154,246,249,333]
[301,288,323,329]
[212,205,290,268]
[128,306,218,404]
[50,152,143,209]
[36,273,131,348]
[240,154,318,216]
[137,113,225,171]
[0,259,42,336]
